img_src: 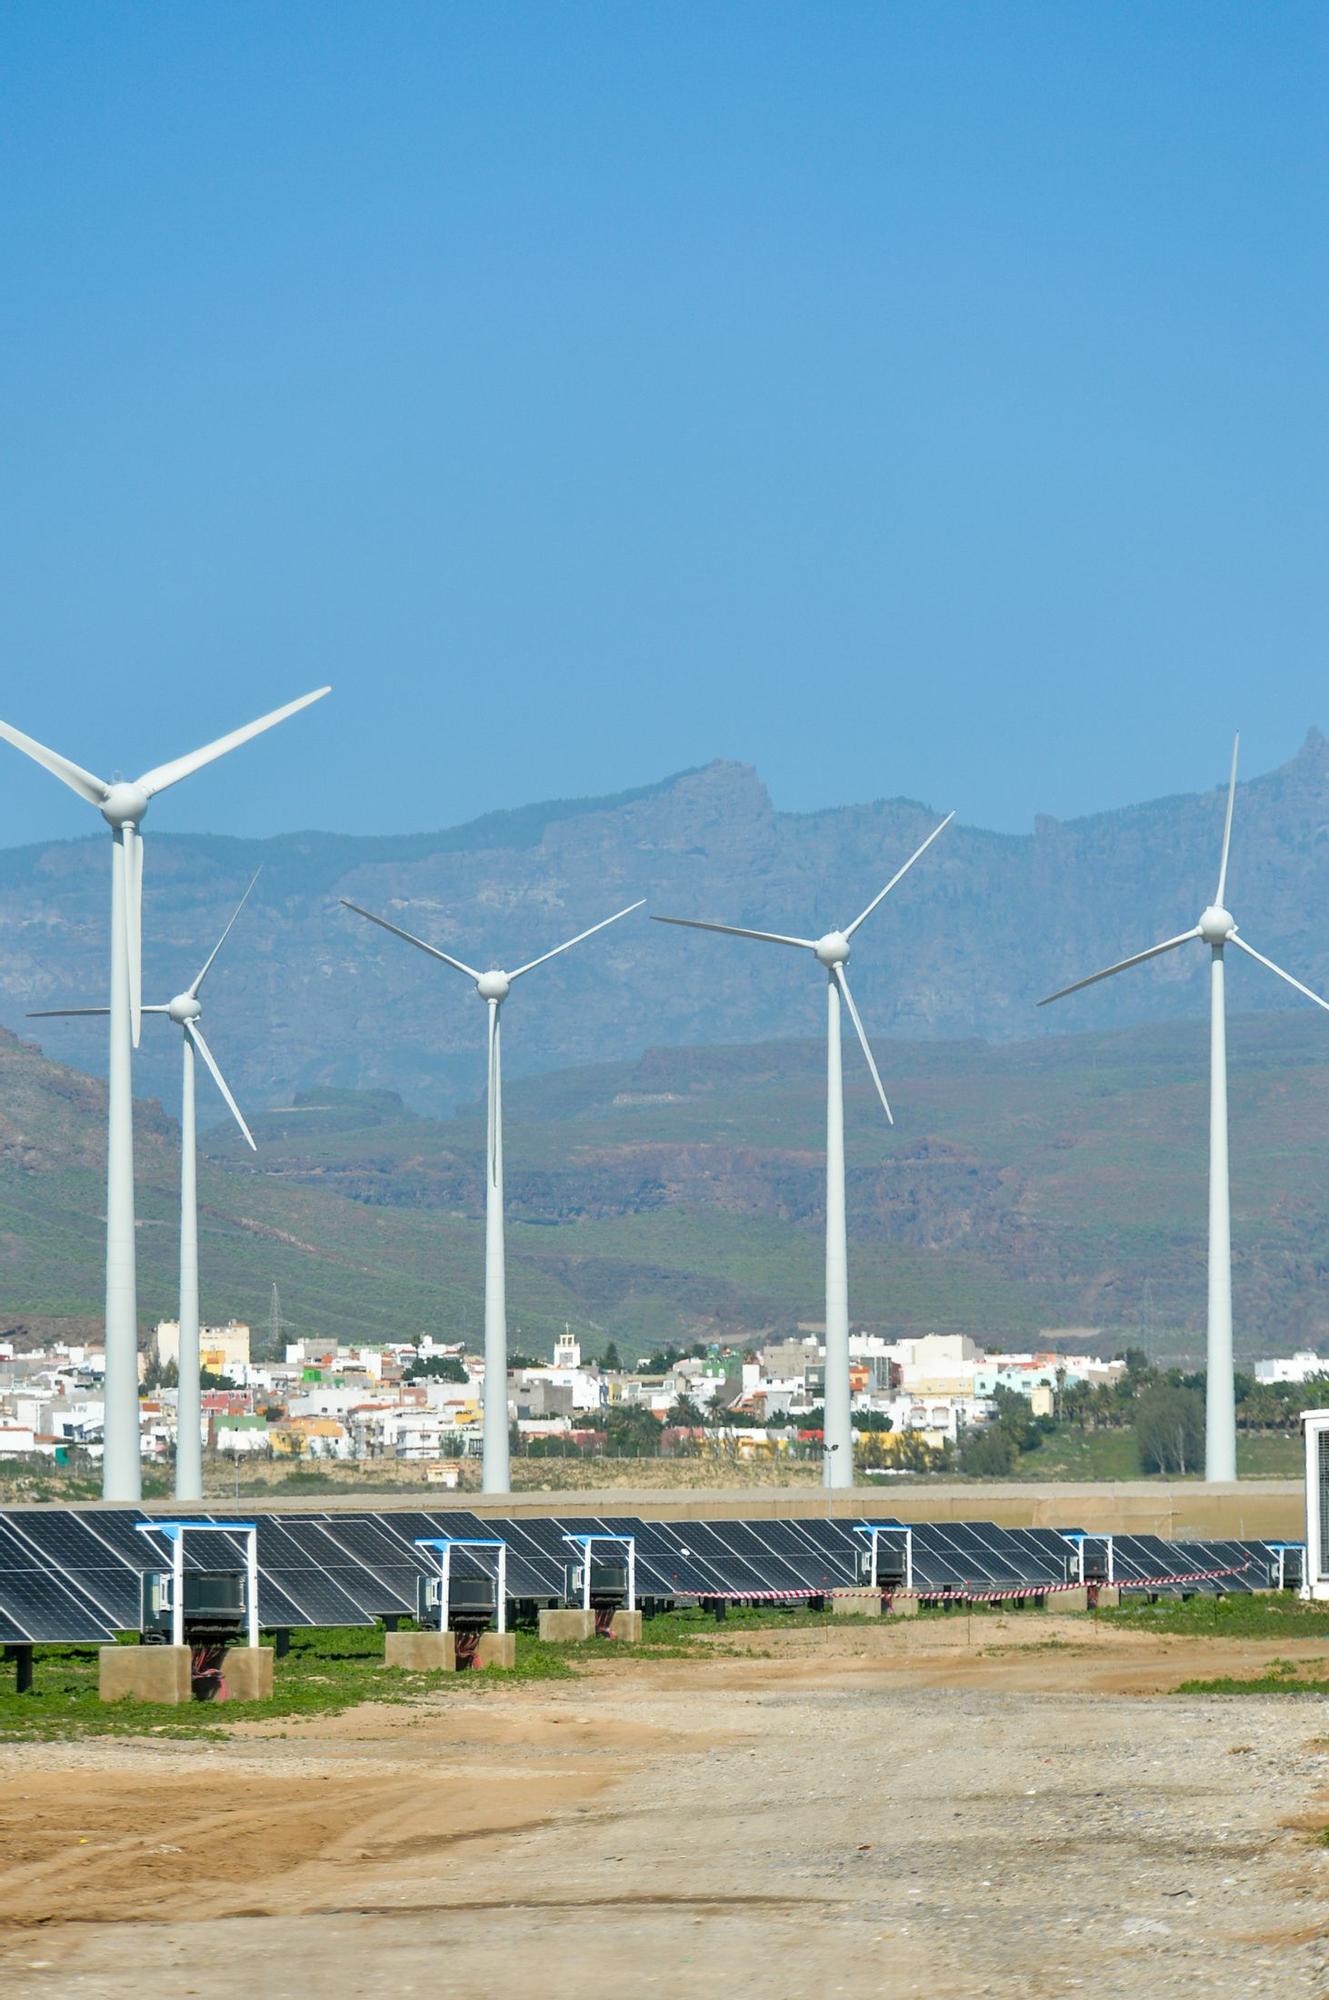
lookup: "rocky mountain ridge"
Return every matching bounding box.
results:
[5,732,1329,1117]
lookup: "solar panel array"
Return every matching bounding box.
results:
[0,1505,1291,1644]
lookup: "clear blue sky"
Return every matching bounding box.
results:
[0,4,1324,846]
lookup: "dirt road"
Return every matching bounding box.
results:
[1,1616,1327,1998]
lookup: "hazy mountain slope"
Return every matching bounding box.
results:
[5,733,1329,1117]
[209,1005,1329,1359]
[4,1004,1329,1359]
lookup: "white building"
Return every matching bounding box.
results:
[1256,1351,1329,1386]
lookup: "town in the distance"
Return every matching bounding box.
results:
[1,1313,1318,1491]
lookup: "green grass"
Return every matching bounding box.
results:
[1104,1593,1329,1641]
[993,1427,1303,1482]
[0,1625,574,1742]
[1173,1667,1329,1697]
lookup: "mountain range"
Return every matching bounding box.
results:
[4,731,1329,1119]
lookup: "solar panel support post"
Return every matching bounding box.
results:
[246,1532,259,1648]
[414,1538,508,1636]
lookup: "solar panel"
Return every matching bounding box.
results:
[240,1518,376,1628]
[0,1604,29,1646]
[0,1519,116,1642]
[300,1517,426,1616]
[0,1502,1284,1639]
[4,1508,147,1628]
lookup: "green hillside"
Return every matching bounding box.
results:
[5,1007,1329,1361]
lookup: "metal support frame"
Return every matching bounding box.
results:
[1060,1532,1115,1587]
[851,1523,912,1591]
[414,1538,508,1635]
[135,1520,259,1646]
[1263,1542,1304,1591]
[562,1533,637,1612]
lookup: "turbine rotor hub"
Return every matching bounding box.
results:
[168,993,202,1023]
[476,969,511,1002]
[1198,904,1235,946]
[814,931,850,967]
[99,781,149,829]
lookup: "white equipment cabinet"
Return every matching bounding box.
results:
[1301,1410,1329,1600]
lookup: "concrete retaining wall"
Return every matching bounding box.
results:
[46,1479,1307,1541]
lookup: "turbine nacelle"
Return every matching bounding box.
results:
[814,930,850,968]
[167,993,203,1024]
[476,969,511,1003]
[1198,905,1236,947]
[99,781,149,829]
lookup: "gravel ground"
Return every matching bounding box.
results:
[1,1628,1327,1998]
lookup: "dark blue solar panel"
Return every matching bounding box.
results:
[0,1519,116,1642]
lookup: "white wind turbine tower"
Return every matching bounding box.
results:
[653,814,953,1490]
[1038,736,1329,1482]
[29,876,260,1504]
[0,688,329,1500]
[341,895,646,1492]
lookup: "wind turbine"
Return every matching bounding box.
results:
[30,876,259,1503]
[1038,736,1329,1482]
[340,895,646,1491]
[0,687,329,1499]
[652,813,954,1490]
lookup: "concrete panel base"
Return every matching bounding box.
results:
[885,1594,920,1618]
[1092,1585,1121,1609]
[220,1647,274,1701]
[1054,1587,1091,1613]
[539,1608,597,1643]
[99,1644,191,1705]
[609,1610,643,1643]
[385,1629,456,1671]
[832,1593,882,1618]
[476,1632,516,1670]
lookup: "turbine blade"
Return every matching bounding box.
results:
[26,1008,112,1017]
[1229,934,1329,1014]
[134,686,331,797]
[487,1000,500,1186]
[186,1021,256,1149]
[1215,733,1239,906]
[190,869,260,996]
[834,965,893,1125]
[650,915,815,950]
[1037,929,1201,1007]
[509,900,646,980]
[123,824,143,1047]
[340,900,480,979]
[844,813,954,938]
[0,721,109,806]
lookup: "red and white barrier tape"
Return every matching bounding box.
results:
[886,1562,1254,1603]
[692,1561,1253,1607]
[1101,1562,1253,1591]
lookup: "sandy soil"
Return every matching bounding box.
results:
[2,1614,1328,1999]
